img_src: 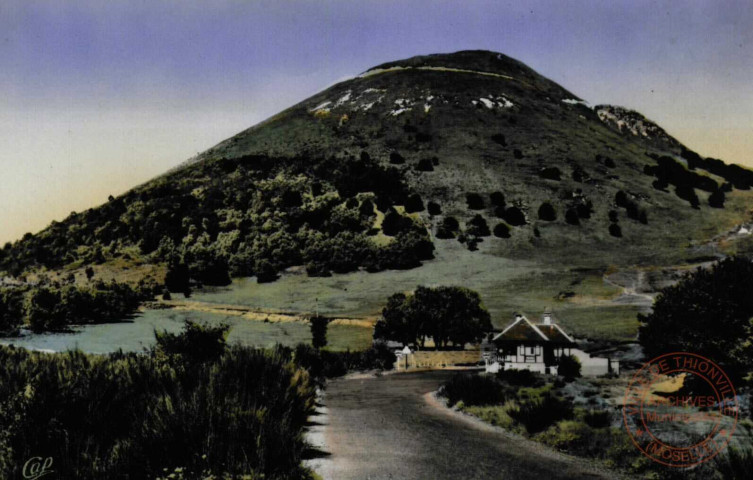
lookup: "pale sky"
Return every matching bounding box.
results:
[1,0,752,244]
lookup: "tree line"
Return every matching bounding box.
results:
[373,285,492,349]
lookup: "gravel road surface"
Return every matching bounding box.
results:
[307,370,622,480]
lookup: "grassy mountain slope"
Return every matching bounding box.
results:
[2,50,752,295]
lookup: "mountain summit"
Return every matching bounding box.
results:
[2,50,752,286]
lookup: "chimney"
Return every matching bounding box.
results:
[543,309,552,325]
[514,312,522,322]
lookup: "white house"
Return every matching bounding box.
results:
[485,311,619,376]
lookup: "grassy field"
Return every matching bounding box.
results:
[186,239,645,343]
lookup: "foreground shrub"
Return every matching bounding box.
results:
[713,447,753,480]
[557,354,581,379]
[291,343,396,383]
[507,390,573,434]
[438,373,507,406]
[0,336,317,479]
[496,368,544,387]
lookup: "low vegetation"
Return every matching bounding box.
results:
[438,371,654,476]
[0,322,317,479]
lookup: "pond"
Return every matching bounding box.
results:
[0,308,373,354]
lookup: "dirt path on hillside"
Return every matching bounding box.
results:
[141,300,375,328]
[307,371,628,480]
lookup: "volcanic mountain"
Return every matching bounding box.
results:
[3,50,753,292]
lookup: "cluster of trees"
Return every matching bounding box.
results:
[373,286,492,349]
[0,152,434,286]
[644,154,725,209]
[0,281,150,334]
[681,147,753,191]
[639,256,753,381]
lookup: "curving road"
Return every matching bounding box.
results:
[307,370,624,480]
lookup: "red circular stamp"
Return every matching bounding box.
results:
[623,352,738,468]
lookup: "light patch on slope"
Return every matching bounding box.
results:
[497,96,514,108]
[479,98,494,109]
[424,95,435,113]
[562,98,590,107]
[333,91,352,108]
[390,98,414,116]
[473,95,514,109]
[309,101,332,112]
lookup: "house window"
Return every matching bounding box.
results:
[528,346,536,355]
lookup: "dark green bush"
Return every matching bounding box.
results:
[565,209,580,225]
[538,202,556,221]
[438,373,507,406]
[405,193,425,213]
[416,158,434,172]
[467,214,491,237]
[558,354,581,378]
[466,193,485,210]
[436,216,460,239]
[489,191,505,207]
[496,368,544,387]
[427,201,442,216]
[508,393,573,434]
[539,167,561,181]
[493,223,511,238]
[503,207,526,226]
[583,409,611,429]
[154,320,230,363]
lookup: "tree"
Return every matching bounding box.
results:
[709,189,726,208]
[374,286,492,350]
[164,260,190,293]
[493,223,510,238]
[310,315,329,349]
[565,209,580,226]
[467,214,490,237]
[404,193,425,213]
[436,216,459,239]
[638,257,753,381]
[25,287,66,332]
[503,207,526,226]
[374,293,419,347]
[466,193,485,210]
[0,290,22,335]
[489,191,506,207]
[538,202,556,221]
